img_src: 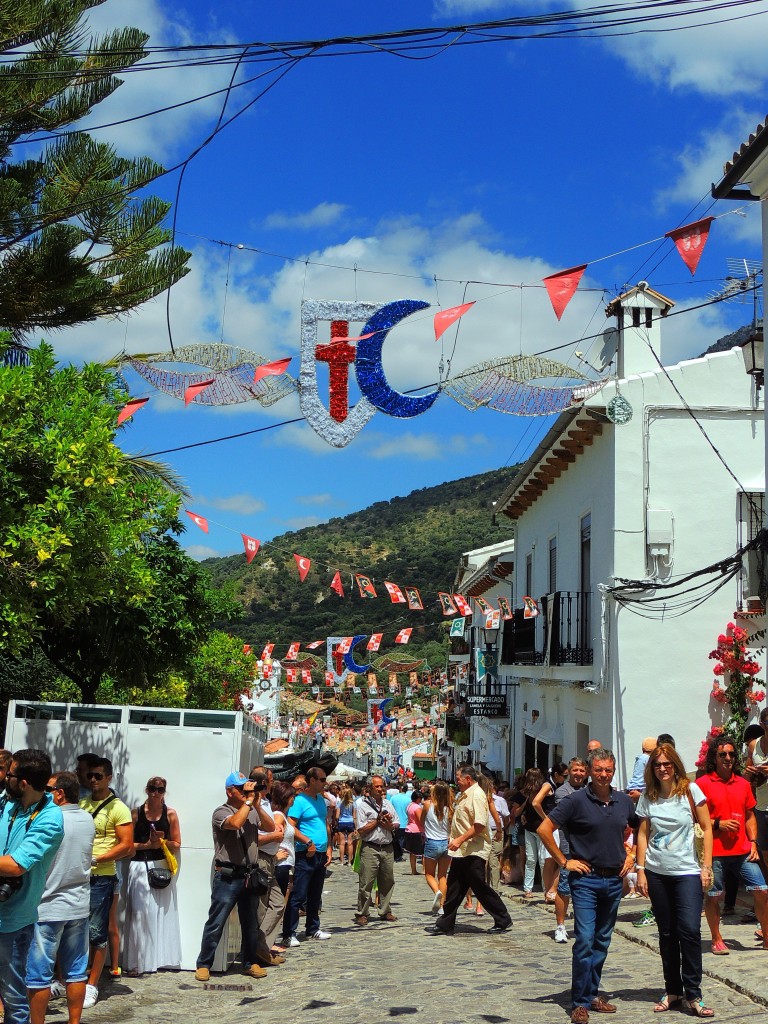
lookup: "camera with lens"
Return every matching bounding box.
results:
[0,876,23,903]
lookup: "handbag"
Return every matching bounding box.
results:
[145,861,173,889]
[238,830,270,896]
[686,789,705,865]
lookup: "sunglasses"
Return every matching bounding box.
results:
[147,786,166,793]
[86,772,106,780]
[653,762,674,770]
[45,785,61,792]
[717,752,735,759]
[6,771,21,780]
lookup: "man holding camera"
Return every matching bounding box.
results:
[195,771,276,981]
[0,749,64,1024]
[354,775,398,924]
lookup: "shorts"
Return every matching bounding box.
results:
[708,853,768,897]
[336,822,355,834]
[423,839,449,861]
[89,874,115,948]
[27,918,89,989]
[755,809,768,851]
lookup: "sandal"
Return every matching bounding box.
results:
[710,940,729,955]
[654,994,681,1013]
[686,999,714,1017]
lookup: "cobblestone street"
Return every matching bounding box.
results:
[58,863,768,1024]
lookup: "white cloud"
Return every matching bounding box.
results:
[282,515,324,530]
[186,543,221,560]
[296,493,335,506]
[365,431,488,460]
[198,493,267,515]
[264,203,349,231]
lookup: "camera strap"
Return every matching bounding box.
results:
[3,794,48,855]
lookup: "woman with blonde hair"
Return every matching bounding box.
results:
[420,780,453,913]
[334,786,356,865]
[636,743,714,1017]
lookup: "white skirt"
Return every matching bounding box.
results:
[123,859,182,974]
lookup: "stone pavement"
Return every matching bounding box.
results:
[62,866,768,1024]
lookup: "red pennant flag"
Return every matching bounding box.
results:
[405,587,423,611]
[474,596,492,614]
[452,594,472,616]
[330,571,345,597]
[337,637,353,654]
[241,534,260,564]
[301,668,312,684]
[394,628,412,645]
[184,378,215,406]
[434,301,475,341]
[253,357,292,385]
[185,510,209,534]
[330,330,376,343]
[261,643,274,660]
[117,397,149,425]
[356,574,378,599]
[485,609,500,629]
[285,642,300,661]
[306,639,324,650]
[498,596,513,620]
[286,667,297,684]
[543,265,587,320]
[523,596,539,619]
[384,581,406,604]
[243,644,251,655]
[294,553,311,581]
[367,633,383,652]
[665,217,714,275]
[438,593,458,616]
[325,671,334,686]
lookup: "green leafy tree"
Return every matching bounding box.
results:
[186,631,256,710]
[0,0,189,346]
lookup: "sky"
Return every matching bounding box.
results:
[44,0,768,560]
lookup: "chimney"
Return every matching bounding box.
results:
[605,282,675,379]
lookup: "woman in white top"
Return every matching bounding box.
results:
[269,781,296,953]
[420,781,453,913]
[636,743,713,1017]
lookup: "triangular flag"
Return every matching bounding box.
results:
[498,596,513,620]
[474,596,492,614]
[523,596,539,619]
[253,357,292,385]
[405,587,423,611]
[384,581,406,604]
[543,265,587,320]
[665,217,714,275]
[185,510,209,534]
[485,609,501,629]
[285,642,300,661]
[438,593,457,616]
[261,643,274,659]
[356,574,378,599]
[241,534,260,564]
[367,633,383,651]
[449,618,465,637]
[337,637,353,654]
[330,571,344,597]
[452,594,472,616]
[294,553,311,581]
[286,667,297,683]
[394,628,412,644]
[325,671,334,686]
[301,668,312,684]
[434,301,475,341]
[306,639,325,650]
[184,378,215,406]
[330,330,376,343]
[117,397,149,425]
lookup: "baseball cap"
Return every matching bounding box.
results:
[225,771,248,788]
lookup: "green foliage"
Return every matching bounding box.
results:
[0,0,190,343]
[186,631,256,710]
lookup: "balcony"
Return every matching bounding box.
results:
[501,591,593,667]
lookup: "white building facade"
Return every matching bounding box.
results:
[495,286,765,784]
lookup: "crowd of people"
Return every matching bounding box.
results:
[3,721,768,1024]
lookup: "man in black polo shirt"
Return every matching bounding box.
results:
[539,748,637,1023]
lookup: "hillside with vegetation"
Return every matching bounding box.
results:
[203,467,518,667]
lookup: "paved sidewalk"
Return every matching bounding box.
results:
[68,867,767,1024]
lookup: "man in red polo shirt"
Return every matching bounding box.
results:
[697,736,768,954]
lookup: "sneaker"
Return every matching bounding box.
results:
[555,924,569,943]
[437,907,444,916]
[431,890,443,913]
[194,967,210,982]
[489,920,512,933]
[287,936,300,947]
[624,891,641,900]
[49,981,66,999]
[310,929,331,940]
[633,909,656,928]
[83,985,99,1008]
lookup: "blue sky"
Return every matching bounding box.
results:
[49,0,768,559]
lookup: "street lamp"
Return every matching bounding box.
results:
[741,327,764,392]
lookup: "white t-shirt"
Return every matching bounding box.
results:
[636,782,705,876]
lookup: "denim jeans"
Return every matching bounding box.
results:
[524,830,548,893]
[569,873,623,1009]
[27,917,89,988]
[0,924,34,1024]
[646,870,703,1001]
[197,872,261,970]
[284,851,326,939]
[88,874,115,948]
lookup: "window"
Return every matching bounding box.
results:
[580,514,592,650]
[548,536,557,594]
[129,709,181,727]
[738,491,765,610]
[525,552,533,598]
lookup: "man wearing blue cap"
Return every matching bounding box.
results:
[195,771,276,981]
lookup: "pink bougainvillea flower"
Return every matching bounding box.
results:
[713,664,724,675]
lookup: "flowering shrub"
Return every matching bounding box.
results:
[696,622,765,766]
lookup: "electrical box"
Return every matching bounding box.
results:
[647,508,674,557]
